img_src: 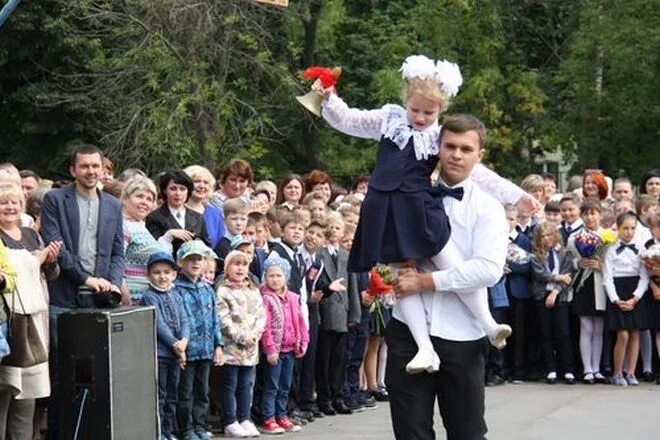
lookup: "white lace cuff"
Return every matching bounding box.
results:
[471,164,525,205]
[321,94,385,140]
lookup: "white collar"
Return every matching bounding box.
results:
[168,205,185,216]
[326,244,338,256]
[380,105,439,161]
[437,175,473,191]
[509,230,519,241]
[568,219,583,230]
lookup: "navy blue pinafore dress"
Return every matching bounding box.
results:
[347,135,451,272]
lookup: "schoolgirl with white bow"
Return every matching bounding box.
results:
[603,212,650,386]
[316,55,525,373]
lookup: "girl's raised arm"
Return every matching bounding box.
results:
[321,94,388,140]
[471,164,526,205]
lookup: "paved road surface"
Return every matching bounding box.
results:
[288,383,659,440]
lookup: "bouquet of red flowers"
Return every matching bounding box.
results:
[367,265,396,335]
[368,265,393,297]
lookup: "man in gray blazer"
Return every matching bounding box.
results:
[41,144,124,440]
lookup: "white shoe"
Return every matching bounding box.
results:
[240,420,261,437]
[225,421,249,438]
[488,324,512,350]
[405,348,440,374]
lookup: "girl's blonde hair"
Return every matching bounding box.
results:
[532,221,562,260]
[403,77,449,112]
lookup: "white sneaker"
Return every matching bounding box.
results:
[240,420,261,437]
[225,421,249,438]
[488,324,512,350]
[405,347,440,374]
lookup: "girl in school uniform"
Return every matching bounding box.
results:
[531,222,577,384]
[602,212,650,386]
[567,198,608,384]
[315,54,525,373]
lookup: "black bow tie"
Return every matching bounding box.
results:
[616,243,638,255]
[432,183,464,201]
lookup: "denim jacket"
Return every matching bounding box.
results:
[141,284,190,358]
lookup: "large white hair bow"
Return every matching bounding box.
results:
[400,55,463,98]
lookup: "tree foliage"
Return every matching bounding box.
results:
[0,0,657,184]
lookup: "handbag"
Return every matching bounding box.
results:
[2,286,48,368]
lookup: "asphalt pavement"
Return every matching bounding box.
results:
[286,382,659,440]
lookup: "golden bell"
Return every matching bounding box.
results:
[296,90,324,117]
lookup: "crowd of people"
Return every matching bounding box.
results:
[0,147,658,439]
[0,50,658,440]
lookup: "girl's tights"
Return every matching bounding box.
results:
[396,239,501,356]
[579,316,604,374]
[639,330,653,373]
[613,330,640,376]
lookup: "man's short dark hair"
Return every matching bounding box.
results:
[70,144,104,166]
[19,170,40,181]
[158,170,194,202]
[440,114,487,149]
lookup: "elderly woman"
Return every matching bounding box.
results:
[184,165,225,249]
[121,176,168,303]
[255,180,278,207]
[276,174,305,211]
[0,182,60,440]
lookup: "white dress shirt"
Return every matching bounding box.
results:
[602,240,649,302]
[393,177,508,341]
[168,206,186,229]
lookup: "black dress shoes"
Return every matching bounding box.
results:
[318,403,336,416]
[332,401,353,415]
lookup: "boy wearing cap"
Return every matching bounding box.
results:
[230,234,266,283]
[175,240,224,440]
[141,251,190,440]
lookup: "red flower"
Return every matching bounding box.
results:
[302,66,342,88]
[368,268,393,297]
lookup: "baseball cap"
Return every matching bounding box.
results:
[147,251,178,270]
[230,234,254,250]
[176,239,218,261]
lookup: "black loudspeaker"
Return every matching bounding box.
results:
[58,307,159,440]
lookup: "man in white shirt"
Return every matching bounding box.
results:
[389,115,508,440]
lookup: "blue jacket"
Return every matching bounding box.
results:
[488,276,510,309]
[41,185,124,308]
[203,204,225,250]
[506,233,533,300]
[176,274,223,361]
[141,285,190,358]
